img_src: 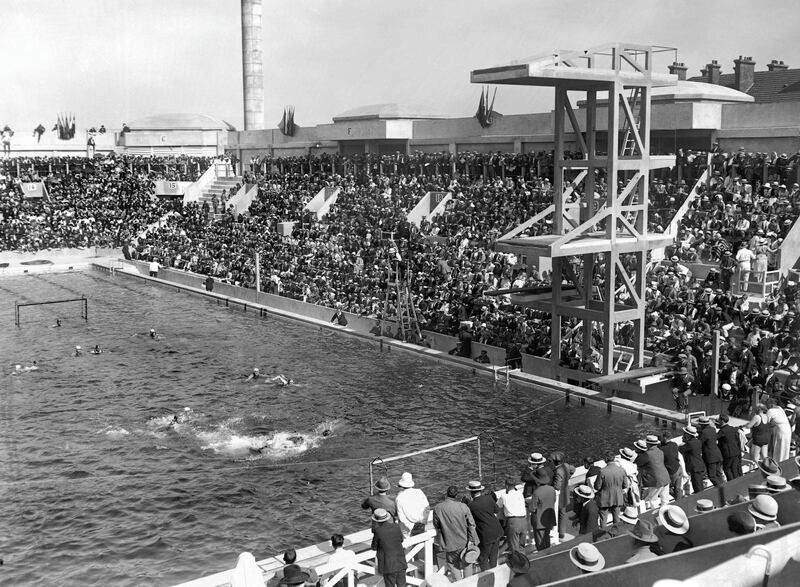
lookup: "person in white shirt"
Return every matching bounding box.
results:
[326,534,357,587]
[499,478,528,553]
[395,472,429,538]
[735,245,755,287]
[149,259,159,277]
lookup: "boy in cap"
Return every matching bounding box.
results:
[362,477,397,523]
[625,520,660,563]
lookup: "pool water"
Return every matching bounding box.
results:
[0,270,650,586]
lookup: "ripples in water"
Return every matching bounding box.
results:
[0,271,647,586]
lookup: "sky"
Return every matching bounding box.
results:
[2,0,800,132]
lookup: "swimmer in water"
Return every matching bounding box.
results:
[74,345,83,356]
[149,328,158,339]
[51,319,62,328]
[246,367,262,382]
[268,375,294,386]
[90,345,103,355]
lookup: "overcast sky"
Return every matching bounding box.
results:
[2,0,799,131]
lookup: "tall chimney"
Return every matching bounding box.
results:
[668,61,687,81]
[767,59,788,71]
[241,0,264,130]
[734,56,756,93]
[705,60,721,85]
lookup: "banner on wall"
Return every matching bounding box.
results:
[154,180,192,196]
[21,181,49,200]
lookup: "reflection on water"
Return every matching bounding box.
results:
[0,271,650,586]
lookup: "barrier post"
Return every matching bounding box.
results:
[255,252,261,293]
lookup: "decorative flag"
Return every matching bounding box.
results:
[53,113,77,140]
[278,106,295,136]
[474,87,499,128]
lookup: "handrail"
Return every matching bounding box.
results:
[665,167,709,237]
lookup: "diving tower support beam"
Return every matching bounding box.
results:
[472,43,678,378]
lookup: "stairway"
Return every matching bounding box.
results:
[197,175,242,219]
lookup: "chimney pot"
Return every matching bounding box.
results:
[734,56,756,92]
[668,60,688,80]
[705,60,721,85]
[767,59,789,72]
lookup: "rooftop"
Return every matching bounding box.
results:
[332,103,445,122]
[688,68,800,103]
[128,113,236,131]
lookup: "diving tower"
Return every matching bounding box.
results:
[472,43,678,379]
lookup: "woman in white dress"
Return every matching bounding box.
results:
[766,400,792,463]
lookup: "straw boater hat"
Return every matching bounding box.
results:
[628,519,659,543]
[634,439,649,452]
[569,543,605,572]
[620,506,639,525]
[748,495,778,522]
[658,505,690,535]
[696,416,711,426]
[397,472,415,488]
[766,475,788,493]
[374,477,391,492]
[466,480,485,492]
[619,447,636,461]
[528,452,546,465]
[695,499,715,513]
[574,484,595,500]
[371,508,392,523]
[646,434,661,446]
[682,425,699,437]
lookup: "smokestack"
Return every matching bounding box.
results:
[734,56,756,93]
[241,0,264,130]
[668,62,687,81]
[705,60,721,85]
[767,59,788,71]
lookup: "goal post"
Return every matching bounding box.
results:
[15,297,88,327]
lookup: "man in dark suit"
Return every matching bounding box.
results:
[594,453,629,528]
[361,477,397,524]
[679,425,706,493]
[572,484,601,540]
[467,481,503,571]
[371,509,408,587]
[660,433,684,500]
[530,469,556,551]
[551,451,576,540]
[716,414,742,480]
[697,416,724,486]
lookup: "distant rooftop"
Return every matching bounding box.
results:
[128,113,236,131]
[689,64,800,103]
[332,103,445,122]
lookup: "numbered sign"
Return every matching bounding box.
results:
[21,182,47,199]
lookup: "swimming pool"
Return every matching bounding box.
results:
[0,270,650,586]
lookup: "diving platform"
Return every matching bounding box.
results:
[472,43,678,379]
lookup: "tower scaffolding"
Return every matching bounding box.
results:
[472,43,678,379]
[380,231,423,343]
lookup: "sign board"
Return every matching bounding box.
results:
[154,180,192,196]
[21,182,48,199]
[429,191,447,213]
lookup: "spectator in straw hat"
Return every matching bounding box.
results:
[765,475,788,493]
[616,448,640,508]
[635,436,670,509]
[362,476,397,523]
[695,499,715,514]
[625,519,660,563]
[656,505,693,553]
[371,508,408,587]
[467,480,503,570]
[395,472,430,538]
[433,485,478,580]
[679,425,706,493]
[569,543,605,574]
[618,505,639,532]
[749,494,780,531]
[572,484,601,540]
